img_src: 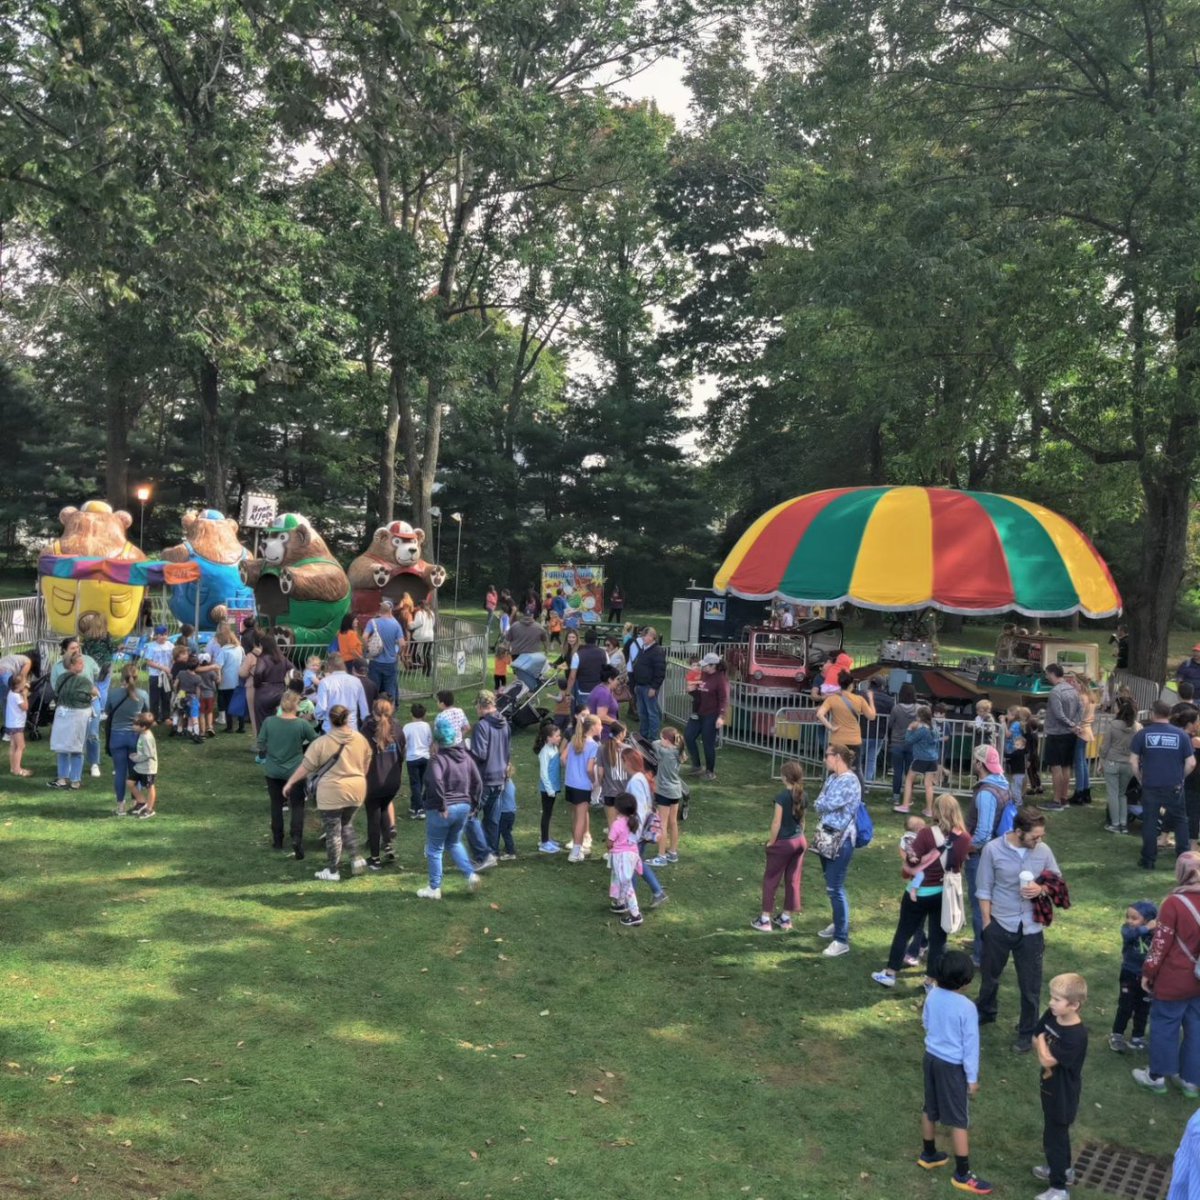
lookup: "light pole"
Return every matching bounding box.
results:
[451,512,463,615]
[135,485,151,546]
[430,505,442,563]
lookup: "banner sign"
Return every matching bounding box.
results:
[240,493,278,530]
[541,564,605,626]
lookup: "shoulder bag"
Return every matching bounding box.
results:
[304,742,347,805]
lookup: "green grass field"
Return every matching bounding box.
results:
[0,680,1193,1200]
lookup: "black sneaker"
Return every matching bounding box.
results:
[293,843,305,861]
[917,1150,950,1170]
[205,730,216,739]
[130,803,148,817]
[383,844,396,861]
[386,827,397,842]
[610,904,628,914]
[620,913,644,926]
[1012,1037,1033,1054]
[367,857,383,872]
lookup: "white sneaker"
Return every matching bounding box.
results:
[568,847,584,863]
[350,857,367,875]
[1035,1189,1070,1200]
[822,940,850,957]
[467,873,481,892]
[90,763,101,778]
[582,834,593,853]
[539,841,561,854]
[499,853,517,861]
[416,886,442,900]
[817,923,837,939]
[871,971,896,988]
[476,854,499,871]
[315,868,341,882]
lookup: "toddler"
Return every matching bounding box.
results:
[1032,974,1089,1200]
[128,713,159,819]
[900,814,928,899]
[1001,705,1030,806]
[607,792,643,927]
[171,645,203,743]
[1110,901,1156,1053]
[435,689,471,740]
[6,674,29,776]
[493,640,512,689]
[535,720,563,853]
[498,762,517,860]
[303,656,323,694]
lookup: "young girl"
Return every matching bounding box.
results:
[608,792,643,927]
[6,674,29,776]
[896,706,940,816]
[1002,704,1031,806]
[623,745,667,909]
[563,715,601,862]
[550,673,573,734]
[128,713,159,818]
[652,726,684,864]
[498,763,518,860]
[752,760,806,931]
[535,720,564,853]
[493,640,512,690]
[599,721,632,834]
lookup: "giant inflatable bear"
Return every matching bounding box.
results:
[158,508,251,631]
[241,513,350,646]
[39,500,147,638]
[346,520,446,623]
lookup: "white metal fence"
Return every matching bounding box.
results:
[0,594,46,655]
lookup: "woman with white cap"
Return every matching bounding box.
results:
[684,653,729,781]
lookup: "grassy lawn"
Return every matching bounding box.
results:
[0,678,1193,1200]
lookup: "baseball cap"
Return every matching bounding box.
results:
[1192,643,1200,653]
[153,625,167,635]
[700,652,721,667]
[433,713,460,747]
[972,744,1002,774]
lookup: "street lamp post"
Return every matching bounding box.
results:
[430,505,442,564]
[451,512,463,615]
[135,485,152,546]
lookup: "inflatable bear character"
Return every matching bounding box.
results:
[159,508,251,630]
[346,520,446,623]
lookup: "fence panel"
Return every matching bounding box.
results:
[0,594,46,655]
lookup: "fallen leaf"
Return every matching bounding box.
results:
[70,1176,79,1185]
[469,1150,479,1160]
[566,1089,577,1096]
[121,1140,132,1148]
[489,903,501,911]
[539,1010,550,1017]
[546,1157,558,1166]
[512,1053,526,1059]
[498,954,509,961]
[593,1094,608,1104]
[180,1078,203,1086]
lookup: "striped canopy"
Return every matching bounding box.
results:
[714,487,1121,618]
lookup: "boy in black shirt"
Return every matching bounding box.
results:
[1032,972,1089,1200]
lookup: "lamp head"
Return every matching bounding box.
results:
[135,485,151,503]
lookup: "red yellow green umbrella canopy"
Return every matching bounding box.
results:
[714,486,1121,618]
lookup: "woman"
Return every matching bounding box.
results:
[1134,851,1200,1096]
[48,652,97,790]
[552,628,581,671]
[213,622,246,733]
[257,690,318,855]
[106,663,150,813]
[418,713,483,898]
[888,682,919,806]
[608,585,625,623]
[79,612,114,779]
[362,697,405,870]
[816,671,876,766]
[1069,674,1096,805]
[409,600,435,676]
[283,704,371,882]
[337,614,365,668]
[1103,695,1142,834]
[871,793,970,987]
[752,760,807,932]
[684,654,729,781]
[604,636,625,673]
[586,665,621,737]
[251,633,290,733]
[397,592,416,668]
[813,743,862,957]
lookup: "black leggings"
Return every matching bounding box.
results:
[365,792,397,858]
[540,791,556,842]
[886,890,948,976]
[266,776,305,850]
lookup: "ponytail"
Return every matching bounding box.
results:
[781,760,806,825]
[533,719,557,755]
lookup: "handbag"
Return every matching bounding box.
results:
[364,621,384,660]
[941,861,966,934]
[304,742,347,805]
[812,819,852,860]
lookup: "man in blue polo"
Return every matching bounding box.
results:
[1132,699,1196,869]
[365,599,404,702]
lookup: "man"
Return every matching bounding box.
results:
[468,690,508,867]
[975,806,1061,1053]
[631,626,666,740]
[350,658,379,708]
[365,598,404,702]
[1178,645,1200,692]
[567,627,608,711]
[484,584,498,636]
[859,676,892,783]
[1040,663,1082,811]
[315,653,370,732]
[965,745,1013,966]
[508,611,549,658]
[1131,699,1196,869]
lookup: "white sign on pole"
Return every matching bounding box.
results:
[455,650,467,676]
[240,493,278,530]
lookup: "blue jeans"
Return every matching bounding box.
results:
[481,784,504,855]
[1074,736,1090,792]
[86,678,109,769]
[820,838,854,943]
[964,852,983,963]
[636,841,664,898]
[635,686,661,741]
[1149,995,1200,1083]
[465,813,491,863]
[861,737,884,783]
[890,745,912,802]
[685,713,718,772]
[56,751,84,783]
[368,660,398,701]
[110,729,139,804]
[425,802,475,889]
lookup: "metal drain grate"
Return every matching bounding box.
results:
[1073,1142,1173,1200]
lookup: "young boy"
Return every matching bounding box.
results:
[303,655,323,694]
[170,646,204,744]
[1032,973,1089,1200]
[435,689,471,741]
[196,653,219,737]
[128,713,159,818]
[498,762,517,860]
[403,702,432,818]
[1112,902,1156,1053]
[917,950,991,1195]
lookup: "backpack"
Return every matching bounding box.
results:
[364,621,384,660]
[854,798,874,848]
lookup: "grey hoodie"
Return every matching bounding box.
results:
[470,710,512,786]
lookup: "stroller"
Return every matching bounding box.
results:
[633,732,690,821]
[24,671,55,741]
[495,677,555,730]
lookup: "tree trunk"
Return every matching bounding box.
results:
[198,357,226,511]
[378,366,401,524]
[105,390,131,510]
[1127,474,1190,682]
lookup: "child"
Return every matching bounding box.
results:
[283,672,316,723]
[493,640,512,690]
[403,702,432,819]
[196,653,219,736]
[917,950,991,1196]
[497,762,518,860]
[550,673,573,734]
[973,699,997,736]
[608,791,643,927]
[1001,705,1030,807]
[435,689,471,741]
[1032,973,1089,1200]
[547,608,563,648]
[171,645,203,743]
[752,760,805,931]
[932,703,950,784]
[128,713,159,818]
[897,707,940,816]
[624,745,667,910]
[1111,902,1156,1053]
[6,674,29,776]
[900,814,929,900]
[303,656,323,694]
[1026,713,1044,796]
[535,720,563,853]
[564,714,602,862]
[653,726,684,864]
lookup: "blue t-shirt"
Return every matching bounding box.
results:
[1131,723,1194,789]
[366,616,404,664]
[565,738,599,791]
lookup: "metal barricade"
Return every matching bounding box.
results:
[0,593,46,655]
